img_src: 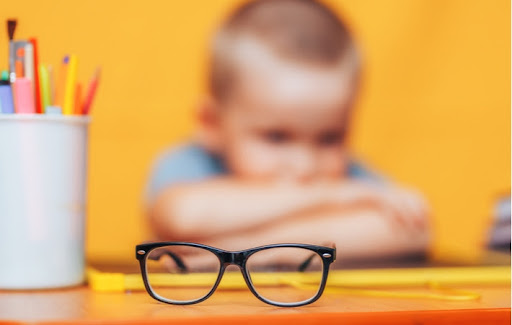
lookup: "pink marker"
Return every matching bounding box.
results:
[13,77,36,114]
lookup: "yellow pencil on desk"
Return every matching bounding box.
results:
[87,265,510,301]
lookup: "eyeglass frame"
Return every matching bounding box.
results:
[135,242,336,307]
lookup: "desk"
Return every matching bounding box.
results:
[0,283,509,325]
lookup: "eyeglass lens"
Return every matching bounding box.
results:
[245,247,324,304]
[145,245,221,303]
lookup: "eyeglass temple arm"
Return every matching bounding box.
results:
[298,254,316,272]
[147,251,188,273]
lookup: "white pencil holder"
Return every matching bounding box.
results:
[0,114,89,289]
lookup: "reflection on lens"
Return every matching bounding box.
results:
[146,245,221,303]
[246,247,323,304]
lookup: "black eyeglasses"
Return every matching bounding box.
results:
[135,242,336,307]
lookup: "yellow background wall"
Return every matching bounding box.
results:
[1,0,509,263]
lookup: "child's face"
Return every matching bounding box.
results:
[206,41,356,183]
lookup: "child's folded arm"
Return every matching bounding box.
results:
[148,178,428,242]
[148,178,336,240]
[202,209,431,260]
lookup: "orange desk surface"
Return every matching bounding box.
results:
[0,284,509,325]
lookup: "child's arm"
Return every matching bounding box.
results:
[148,178,427,241]
[204,209,430,261]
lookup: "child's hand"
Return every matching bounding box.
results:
[334,181,429,233]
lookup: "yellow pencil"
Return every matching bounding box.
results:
[87,265,511,296]
[63,54,78,115]
[39,64,50,113]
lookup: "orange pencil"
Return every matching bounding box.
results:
[54,56,68,107]
[74,83,83,115]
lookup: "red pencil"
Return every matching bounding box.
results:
[29,38,42,114]
[82,67,100,115]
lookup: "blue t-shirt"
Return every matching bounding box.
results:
[146,143,379,202]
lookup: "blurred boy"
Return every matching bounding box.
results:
[146,0,429,261]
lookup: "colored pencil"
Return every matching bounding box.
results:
[82,67,100,115]
[39,64,50,112]
[74,82,82,115]
[29,38,42,114]
[54,56,68,107]
[62,54,77,115]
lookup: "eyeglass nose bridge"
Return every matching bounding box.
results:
[219,251,247,267]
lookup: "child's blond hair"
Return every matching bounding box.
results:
[209,0,360,101]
